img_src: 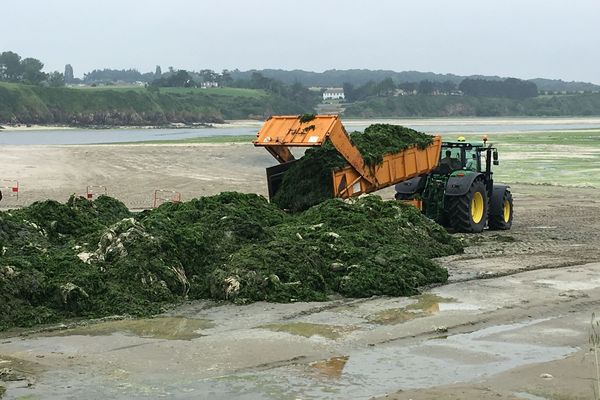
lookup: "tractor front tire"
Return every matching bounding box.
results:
[489,189,513,230]
[446,178,488,233]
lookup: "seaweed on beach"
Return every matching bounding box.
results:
[0,192,461,331]
[272,124,434,211]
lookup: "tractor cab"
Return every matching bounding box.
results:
[395,135,512,233]
[437,136,499,176]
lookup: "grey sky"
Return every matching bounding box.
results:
[3,0,599,83]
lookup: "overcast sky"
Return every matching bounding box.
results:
[2,0,599,83]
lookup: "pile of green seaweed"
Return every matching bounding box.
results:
[0,193,462,330]
[272,124,434,212]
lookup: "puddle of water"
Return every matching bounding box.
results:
[514,392,550,400]
[309,356,349,379]
[438,303,481,311]
[0,355,44,377]
[259,322,355,340]
[7,319,576,400]
[368,294,458,325]
[192,319,576,400]
[53,317,214,340]
[428,335,449,340]
[535,278,600,291]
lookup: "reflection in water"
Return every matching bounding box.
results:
[259,322,356,340]
[369,294,453,325]
[6,319,576,400]
[310,356,349,379]
[54,317,214,340]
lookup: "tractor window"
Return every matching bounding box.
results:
[465,148,480,171]
[440,148,463,170]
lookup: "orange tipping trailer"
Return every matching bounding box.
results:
[253,115,442,200]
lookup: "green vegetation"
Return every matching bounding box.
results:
[4,49,598,125]
[0,192,461,331]
[230,69,600,92]
[0,50,62,86]
[0,82,310,125]
[344,77,537,101]
[73,86,266,98]
[455,130,600,188]
[344,93,600,118]
[459,78,538,99]
[273,124,433,211]
[350,124,434,165]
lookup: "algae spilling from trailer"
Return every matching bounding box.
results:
[272,124,435,212]
[0,193,462,331]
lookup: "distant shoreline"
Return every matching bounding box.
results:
[3,116,600,132]
[0,122,222,132]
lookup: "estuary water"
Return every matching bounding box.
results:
[1,117,600,145]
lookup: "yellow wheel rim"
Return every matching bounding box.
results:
[471,192,484,224]
[503,199,511,223]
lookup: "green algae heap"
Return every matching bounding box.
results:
[272,124,434,212]
[0,193,462,331]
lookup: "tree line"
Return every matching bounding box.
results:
[343,77,538,101]
[229,69,600,93]
[147,70,318,110]
[0,49,544,102]
[459,78,538,100]
[0,51,64,87]
[148,68,233,88]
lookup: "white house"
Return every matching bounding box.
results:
[323,88,345,100]
[201,81,219,89]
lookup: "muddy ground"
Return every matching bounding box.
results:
[1,143,600,399]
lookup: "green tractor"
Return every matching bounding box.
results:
[395,137,513,233]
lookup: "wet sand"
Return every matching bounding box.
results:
[0,143,599,399]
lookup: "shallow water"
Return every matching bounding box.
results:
[259,322,356,339]
[0,126,257,145]
[2,118,600,145]
[368,294,456,324]
[5,319,576,400]
[192,319,574,400]
[52,317,214,340]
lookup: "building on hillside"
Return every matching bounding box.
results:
[201,81,219,89]
[394,89,417,96]
[323,88,345,100]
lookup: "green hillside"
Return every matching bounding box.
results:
[0,83,309,126]
[343,93,600,118]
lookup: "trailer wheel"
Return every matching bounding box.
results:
[445,178,488,233]
[489,189,513,230]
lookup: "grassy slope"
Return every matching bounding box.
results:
[3,81,600,126]
[0,83,307,125]
[74,85,267,98]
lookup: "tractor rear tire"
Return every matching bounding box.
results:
[445,178,488,233]
[489,189,513,230]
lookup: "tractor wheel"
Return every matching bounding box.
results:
[489,189,513,230]
[445,178,488,233]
